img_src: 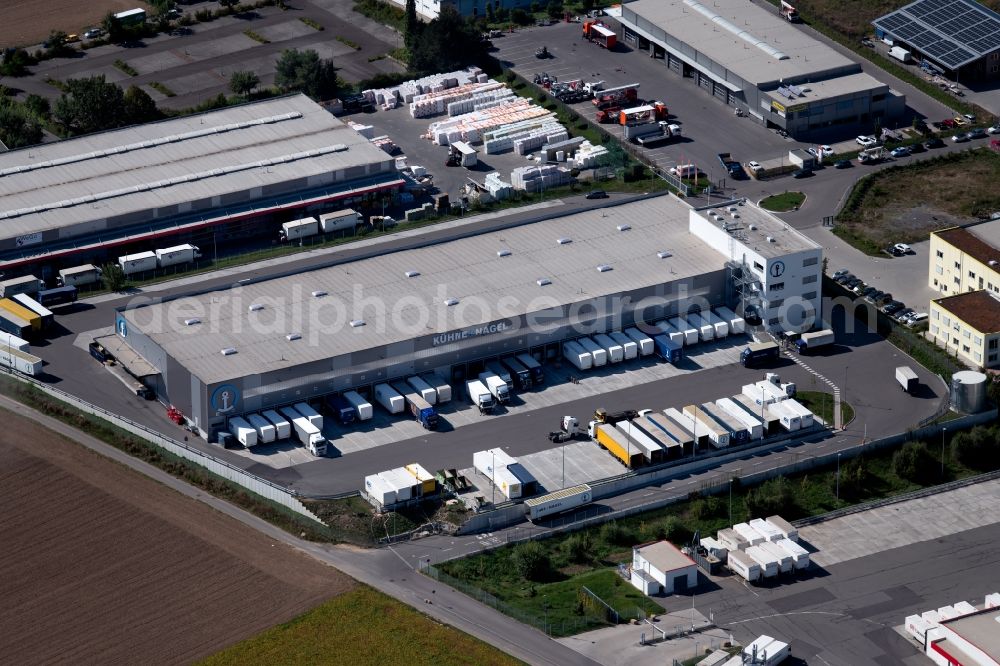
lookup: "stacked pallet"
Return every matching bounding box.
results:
[513,129,568,156]
[444,86,515,117]
[482,116,566,155]
[485,172,513,200]
[428,98,555,146]
[371,136,398,154]
[363,67,484,109]
[510,164,570,192]
[573,141,610,168]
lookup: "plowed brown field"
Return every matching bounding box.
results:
[0,0,150,47]
[0,413,353,665]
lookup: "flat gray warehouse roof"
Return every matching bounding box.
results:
[122,196,727,385]
[694,201,819,259]
[625,0,858,85]
[0,94,392,241]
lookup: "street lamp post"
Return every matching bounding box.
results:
[836,452,842,500]
[941,427,947,478]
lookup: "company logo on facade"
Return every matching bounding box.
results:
[116,317,128,338]
[211,384,240,415]
[432,321,511,347]
[770,261,786,278]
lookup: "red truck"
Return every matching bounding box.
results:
[582,21,617,49]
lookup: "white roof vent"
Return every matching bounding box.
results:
[557,237,572,245]
[728,206,738,212]
[286,332,301,341]
[183,318,201,326]
[312,290,327,297]
[444,298,459,306]
[497,249,512,257]
[220,347,237,356]
[730,212,740,219]
[657,251,673,259]
[248,303,264,312]
[597,264,612,273]
[617,224,631,232]
[536,277,551,286]
[349,319,366,328]
[767,236,776,243]
[405,270,420,278]
[749,224,758,230]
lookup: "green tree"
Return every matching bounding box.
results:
[580,0,594,12]
[891,441,938,485]
[23,94,51,119]
[123,85,159,124]
[404,0,421,51]
[101,262,128,292]
[45,30,75,57]
[562,533,592,563]
[54,75,128,135]
[102,13,126,43]
[408,6,488,75]
[0,48,35,77]
[744,476,795,518]
[229,70,260,99]
[486,2,495,23]
[950,426,997,471]
[0,101,44,149]
[274,48,339,101]
[510,541,550,582]
[547,0,564,19]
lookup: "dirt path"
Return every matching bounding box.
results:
[0,411,354,665]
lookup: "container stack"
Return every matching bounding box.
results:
[510,164,570,192]
[485,172,513,200]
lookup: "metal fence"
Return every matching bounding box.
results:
[0,367,326,526]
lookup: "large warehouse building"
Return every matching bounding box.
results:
[112,196,821,440]
[874,0,1000,82]
[617,0,906,138]
[0,94,401,279]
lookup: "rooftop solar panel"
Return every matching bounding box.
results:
[873,0,1000,69]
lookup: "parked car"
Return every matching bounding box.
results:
[747,161,763,174]
[939,118,956,128]
[792,168,813,178]
[968,128,988,139]
[835,272,854,284]
[875,292,894,306]
[83,27,104,39]
[890,243,913,256]
[866,290,885,304]
[861,286,878,298]
[894,308,915,322]
[834,159,852,169]
[907,313,928,326]
[833,268,851,279]
[882,301,905,315]
[845,277,862,289]
[585,190,608,199]
[926,137,946,149]
[909,142,926,153]
[890,146,911,158]
[952,133,970,143]
[856,135,878,147]
[852,281,868,294]
[807,147,820,158]
[989,125,1000,135]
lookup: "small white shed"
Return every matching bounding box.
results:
[630,540,698,596]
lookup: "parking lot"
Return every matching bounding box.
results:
[225,334,750,468]
[493,21,804,185]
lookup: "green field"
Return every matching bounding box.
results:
[796,390,855,426]
[199,585,524,666]
[760,191,805,212]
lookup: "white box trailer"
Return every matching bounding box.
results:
[364,473,397,507]
[743,636,789,666]
[577,337,607,366]
[473,448,524,500]
[987,592,1000,609]
[759,541,794,573]
[616,421,666,464]
[262,410,291,440]
[669,317,699,346]
[655,320,686,346]
[293,402,323,429]
[742,383,779,406]
[749,517,783,542]
[374,383,405,414]
[734,522,765,546]
[687,313,715,341]
[155,244,201,268]
[906,614,933,643]
[320,209,362,233]
[727,549,761,582]
[953,601,977,617]
[58,264,103,287]
[714,306,745,334]
[0,275,44,298]
[717,527,749,552]
[682,405,730,447]
[0,331,30,352]
[343,391,374,420]
[467,379,495,413]
[406,375,437,405]
[624,327,654,355]
[424,374,452,403]
[118,251,158,275]
[228,416,258,448]
[380,468,417,501]
[700,536,728,560]
[766,401,801,431]
[766,515,798,542]
[479,372,511,404]
[525,484,593,521]
[631,415,683,460]
[775,538,809,570]
[484,361,513,388]
[665,407,705,447]
[563,340,593,370]
[782,398,814,428]
[246,413,276,444]
[608,331,638,359]
[706,310,729,337]
[592,333,624,363]
[516,353,546,385]
[281,216,319,241]
[715,398,764,440]
[745,545,779,578]
[0,346,43,375]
